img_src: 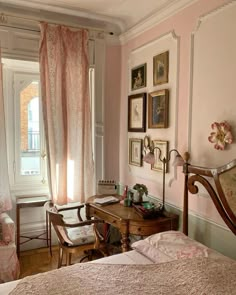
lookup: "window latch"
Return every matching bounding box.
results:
[41,151,46,159]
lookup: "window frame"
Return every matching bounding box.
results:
[14,72,46,185]
[3,59,48,192]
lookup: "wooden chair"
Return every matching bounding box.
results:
[45,201,108,268]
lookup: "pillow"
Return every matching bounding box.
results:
[131,239,172,263]
[132,231,212,263]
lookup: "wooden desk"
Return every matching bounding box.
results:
[16,195,50,257]
[86,195,179,252]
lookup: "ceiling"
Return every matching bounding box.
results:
[3,0,196,35]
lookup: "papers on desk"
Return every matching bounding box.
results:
[94,196,119,206]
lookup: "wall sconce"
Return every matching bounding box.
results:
[143,136,185,210]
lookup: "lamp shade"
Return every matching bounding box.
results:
[143,152,155,165]
[172,154,184,167]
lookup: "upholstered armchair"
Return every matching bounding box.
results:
[0,212,20,283]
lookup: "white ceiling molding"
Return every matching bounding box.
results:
[1,0,198,43]
[119,0,197,44]
[3,0,124,34]
[0,12,109,41]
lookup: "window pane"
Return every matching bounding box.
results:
[20,81,41,176]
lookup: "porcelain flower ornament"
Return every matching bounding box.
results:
[208,121,233,150]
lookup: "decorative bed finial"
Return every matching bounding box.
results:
[208,121,233,150]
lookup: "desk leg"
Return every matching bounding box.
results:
[46,210,48,247]
[121,232,129,252]
[46,210,52,256]
[16,205,20,258]
[120,222,129,253]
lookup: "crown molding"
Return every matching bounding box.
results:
[119,0,197,44]
[3,0,124,34]
[191,0,235,36]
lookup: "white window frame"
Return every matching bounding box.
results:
[3,59,48,193]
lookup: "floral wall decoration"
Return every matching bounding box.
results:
[208,121,233,150]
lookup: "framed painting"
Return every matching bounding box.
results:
[128,93,146,132]
[153,51,169,85]
[151,140,168,172]
[131,63,147,91]
[129,138,143,167]
[148,89,169,128]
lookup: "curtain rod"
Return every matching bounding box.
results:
[0,23,39,33]
[0,12,107,35]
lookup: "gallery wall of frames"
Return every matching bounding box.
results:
[127,32,178,178]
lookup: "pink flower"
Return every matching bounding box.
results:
[208,121,233,150]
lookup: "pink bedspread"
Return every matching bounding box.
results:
[9,257,236,295]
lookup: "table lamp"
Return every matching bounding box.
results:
[143,138,184,209]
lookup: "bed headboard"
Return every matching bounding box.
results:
[183,157,236,236]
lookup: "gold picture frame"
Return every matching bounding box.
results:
[129,138,143,167]
[153,51,169,85]
[151,140,168,172]
[131,63,147,91]
[128,93,146,132]
[148,89,169,128]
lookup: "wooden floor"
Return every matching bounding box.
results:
[19,244,120,279]
[19,246,103,279]
[19,246,60,278]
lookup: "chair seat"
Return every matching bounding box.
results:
[66,225,95,246]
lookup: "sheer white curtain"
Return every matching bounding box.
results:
[0,52,12,213]
[39,23,95,205]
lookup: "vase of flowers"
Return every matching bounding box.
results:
[133,183,148,203]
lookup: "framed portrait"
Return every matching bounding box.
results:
[148,89,169,128]
[151,140,168,172]
[131,63,147,91]
[129,138,143,167]
[128,93,146,132]
[153,51,169,85]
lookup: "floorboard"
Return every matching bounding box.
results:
[19,246,96,278]
[18,244,121,278]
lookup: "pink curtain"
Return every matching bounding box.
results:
[39,23,94,205]
[0,52,12,213]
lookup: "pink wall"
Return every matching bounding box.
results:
[104,0,232,226]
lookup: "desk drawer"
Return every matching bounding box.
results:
[90,208,121,228]
[129,220,172,236]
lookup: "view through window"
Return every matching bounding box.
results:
[20,81,41,176]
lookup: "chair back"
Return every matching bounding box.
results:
[45,202,73,246]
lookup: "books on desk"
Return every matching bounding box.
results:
[94,196,119,206]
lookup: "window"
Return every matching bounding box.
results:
[3,59,47,191]
[3,57,99,193]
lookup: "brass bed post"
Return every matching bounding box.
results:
[182,152,190,235]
